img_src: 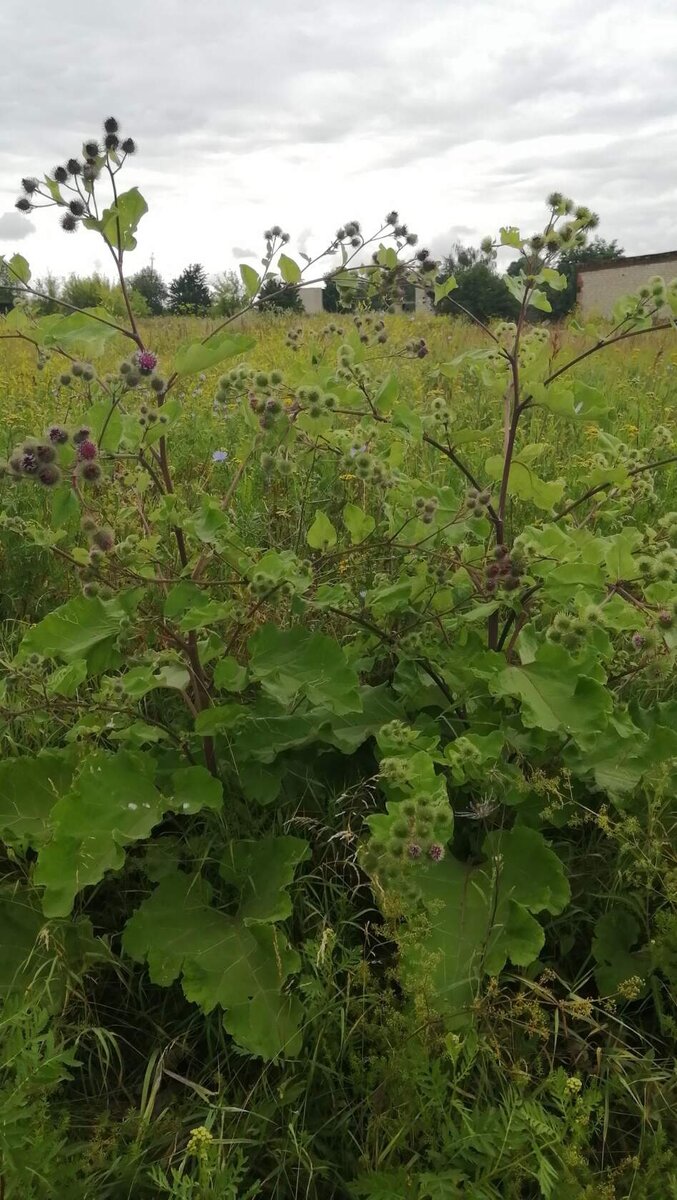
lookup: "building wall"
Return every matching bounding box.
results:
[578,255,677,317]
[299,286,324,315]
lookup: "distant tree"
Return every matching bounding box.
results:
[525,238,623,319]
[109,285,149,318]
[60,272,148,318]
[257,275,304,314]
[129,265,168,316]
[168,263,211,315]
[61,272,109,310]
[211,269,245,317]
[0,259,15,313]
[435,244,515,322]
[322,275,344,313]
[28,274,62,315]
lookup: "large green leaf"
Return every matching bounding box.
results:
[400,827,570,1022]
[7,252,31,284]
[35,751,164,917]
[485,455,564,510]
[306,510,337,549]
[240,263,260,297]
[36,308,123,355]
[168,765,223,815]
[0,751,77,850]
[532,379,608,421]
[343,503,375,545]
[278,253,302,284]
[491,645,612,735]
[121,662,191,699]
[220,836,309,923]
[173,330,256,377]
[248,624,362,714]
[0,887,107,1005]
[122,871,303,1059]
[20,591,143,664]
[592,910,651,996]
[83,186,148,252]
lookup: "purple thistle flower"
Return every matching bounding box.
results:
[212,450,228,463]
[78,440,98,461]
[407,842,422,860]
[137,350,158,374]
[21,451,39,475]
[428,843,445,862]
[631,632,646,650]
[48,425,69,445]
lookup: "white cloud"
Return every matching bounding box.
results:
[0,211,36,241]
[0,0,675,285]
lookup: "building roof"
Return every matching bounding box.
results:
[578,250,677,274]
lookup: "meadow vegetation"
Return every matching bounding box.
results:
[1,120,677,1199]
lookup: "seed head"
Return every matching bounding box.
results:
[77,461,102,484]
[36,443,56,464]
[78,439,98,461]
[407,842,422,860]
[105,132,119,151]
[92,526,115,552]
[61,213,78,232]
[84,140,100,158]
[37,463,62,487]
[21,449,39,474]
[69,199,86,216]
[21,177,39,195]
[72,424,90,442]
[15,197,32,212]
[48,424,69,444]
[104,117,119,133]
[67,158,82,176]
[53,165,69,183]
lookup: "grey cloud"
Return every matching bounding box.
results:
[231,246,257,258]
[1,0,676,271]
[0,211,35,240]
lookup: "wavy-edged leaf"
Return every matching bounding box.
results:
[122,871,303,1059]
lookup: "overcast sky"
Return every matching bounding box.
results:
[1,0,676,286]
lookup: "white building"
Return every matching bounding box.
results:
[577,251,677,317]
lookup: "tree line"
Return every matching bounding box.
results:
[0,238,623,321]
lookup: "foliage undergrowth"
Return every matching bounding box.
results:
[1,123,677,1199]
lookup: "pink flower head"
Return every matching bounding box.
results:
[137,350,158,374]
[78,440,98,461]
[407,842,422,860]
[428,843,445,862]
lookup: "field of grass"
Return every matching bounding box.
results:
[1,307,677,1200]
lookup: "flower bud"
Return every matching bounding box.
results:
[37,463,62,487]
